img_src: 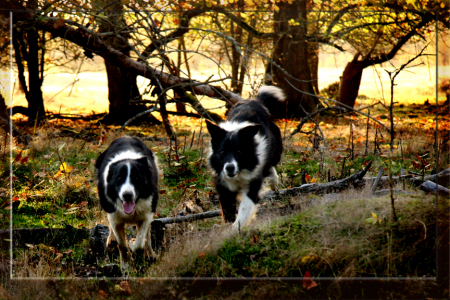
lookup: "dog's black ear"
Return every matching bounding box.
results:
[238,124,261,140]
[137,156,148,167]
[95,151,106,169]
[206,120,226,148]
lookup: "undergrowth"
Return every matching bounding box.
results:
[172,190,439,279]
[0,102,448,299]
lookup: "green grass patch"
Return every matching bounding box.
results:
[175,192,439,279]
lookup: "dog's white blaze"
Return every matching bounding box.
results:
[232,194,257,231]
[102,150,144,205]
[102,150,144,190]
[215,131,268,193]
[118,162,136,201]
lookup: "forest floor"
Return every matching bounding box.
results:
[0,95,449,299]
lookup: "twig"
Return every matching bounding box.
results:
[370,166,384,194]
[47,79,80,102]
[349,122,354,160]
[189,130,196,149]
[182,135,187,154]
[364,109,370,156]
[340,157,346,179]
[388,151,398,222]
[385,44,429,150]
[197,121,203,149]
[114,106,159,138]
[284,79,389,132]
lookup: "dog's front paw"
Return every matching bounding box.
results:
[129,239,143,253]
[106,234,118,248]
[231,220,242,233]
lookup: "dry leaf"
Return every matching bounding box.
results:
[98,289,108,299]
[119,281,132,296]
[301,255,317,263]
[302,270,318,290]
[251,235,258,244]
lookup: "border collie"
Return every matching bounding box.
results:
[206,86,285,231]
[95,136,159,268]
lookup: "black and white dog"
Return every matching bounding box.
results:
[95,136,160,268]
[206,86,284,231]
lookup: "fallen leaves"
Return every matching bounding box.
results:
[251,235,258,244]
[301,255,318,264]
[365,212,383,225]
[98,289,108,299]
[118,281,132,296]
[55,162,74,177]
[302,270,318,290]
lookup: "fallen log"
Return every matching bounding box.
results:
[420,180,450,196]
[262,161,372,200]
[363,168,450,189]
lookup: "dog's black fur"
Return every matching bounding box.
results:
[206,86,284,230]
[95,136,159,267]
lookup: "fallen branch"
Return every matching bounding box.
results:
[363,168,450,189]
[370,166,384,194]
[420,180,450,196]
[262,161,372,200]
[152,161,374,230]
[153,210,222,225]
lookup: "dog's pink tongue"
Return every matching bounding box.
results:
[122,201,135,214]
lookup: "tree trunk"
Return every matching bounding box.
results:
[308,42,319,94]
[230,18,243,94]
[0,92,31,144]
[26,28,45,123]
[337,54,364,108]
[12,26,46,124]
[271,0,322,119]
[97,0,145,125]
[103,62,142,124]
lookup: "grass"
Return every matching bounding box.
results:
[163,189,439,279]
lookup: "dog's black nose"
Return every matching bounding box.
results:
[225,164,235,175]
[122,193,134,202]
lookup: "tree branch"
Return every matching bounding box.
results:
[361,12,434,67]
[16,14,244,105]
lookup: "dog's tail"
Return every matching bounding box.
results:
[256,86,285,116]
[256,86,286,106]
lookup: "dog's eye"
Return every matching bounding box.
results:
[219,151,224,159]
[117,177,123,182]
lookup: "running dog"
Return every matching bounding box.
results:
[95,136,159,268]
[206,86,284,231]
